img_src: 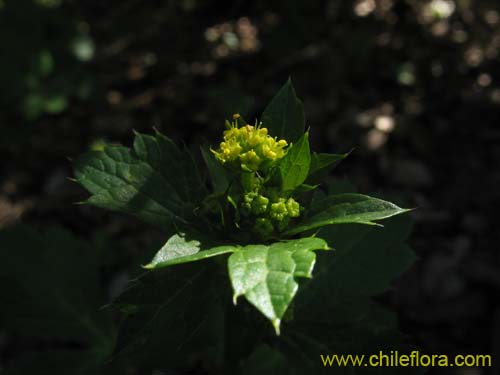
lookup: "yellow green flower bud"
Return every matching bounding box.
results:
[270,198,288,221]
[252,194,269,215]
[242,191,269,216]
[242,192,257,215]
[286,198,300,218]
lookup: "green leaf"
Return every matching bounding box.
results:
[293,183,318,195]
[278,132,311,192]
[144,232,236,269]
[261,78,305,143]
[305,152,348,185]
[284,194,411,235]
[146,232,201,265]
[111,262,225,370]
[133,131,206,202]
[276,215,420,374]
[201,145,231,194]
[75,136,192,231]
[0,225,114,374]
[228,237,329,334]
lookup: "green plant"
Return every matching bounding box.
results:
[73,80,417,373]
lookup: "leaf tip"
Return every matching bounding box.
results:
[272,319,281,336]
[142,263,155,270]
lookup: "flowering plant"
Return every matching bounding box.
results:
[74,80,416,372]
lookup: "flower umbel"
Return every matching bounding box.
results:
[212,114,288,172]
[211,115,303,239]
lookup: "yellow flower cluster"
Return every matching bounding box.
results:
[212,115,288,172]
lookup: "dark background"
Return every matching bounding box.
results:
[0,0,499,373]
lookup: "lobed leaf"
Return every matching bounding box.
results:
[74,133,200,231]
[144,232,237,269]
[111,262,225,369]
[228,237,329,334]
[274,215,420,374]
[133,131,206,202]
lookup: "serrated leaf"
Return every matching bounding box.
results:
[261,78,305,143]
[133,131,206,202]
[284,194,411,235]
[228,237,329,334]
[298,215,415,312]
[75,136,192,230]
[144,232,236,269]
[278,132,311,192]
[316,215,416,298]
[146,232,201,265]
[111,262,225,369]
[274,215,420,374]
[305,152,348,185]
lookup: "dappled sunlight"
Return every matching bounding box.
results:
[205,17,260,59]
[477,73,492,88]
[356,104,397,151]
[375,115,395,133]
[354,0,376,17]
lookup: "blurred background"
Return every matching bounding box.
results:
[0,0,499,373]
